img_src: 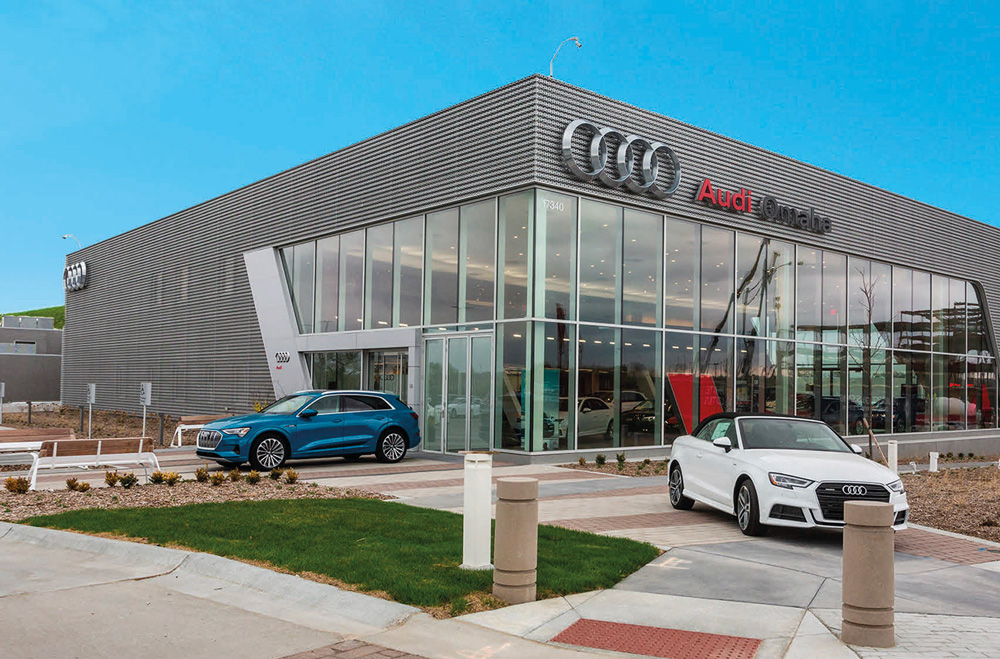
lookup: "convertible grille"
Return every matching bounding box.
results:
[197,430,222,450]
[815,481,890,522]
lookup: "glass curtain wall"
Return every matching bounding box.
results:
[393,217,423,327]
[365,224,393,329]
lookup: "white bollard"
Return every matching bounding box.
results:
[461,452,493,570]
[929,452,938,472]
[887,441,898,475]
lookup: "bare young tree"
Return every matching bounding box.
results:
[848,266,889,459]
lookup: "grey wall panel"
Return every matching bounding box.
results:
[0,354,61,402]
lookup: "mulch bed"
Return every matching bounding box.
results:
[561,458,670,478]
[2,406,181,442]
[0,479,391,522]
[901,467,1000,543]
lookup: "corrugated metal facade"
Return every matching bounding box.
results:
[62,75,1000,415]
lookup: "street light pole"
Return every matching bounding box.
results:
[62,234,82,249]
[550,37,582,78]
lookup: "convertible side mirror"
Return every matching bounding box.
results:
[299,408,318,419]
[712,436,733,452]
[850,444,864,455]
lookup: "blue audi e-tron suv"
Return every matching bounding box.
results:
[195,390,421,470]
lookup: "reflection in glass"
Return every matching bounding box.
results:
[620,329,660,446]
[663,332,695,441]
[968,357,996,429]
[446,337,468,452]
[579,200,622,323]
[424,209,459,325]
[460,200,496,323]
[577,325,618,449]
[736,234,765,337]
[340,230,365,331]
[365,223,393,329]
[736,338,794,416]
[315,236,339,332]
[933,354,966,431]
[533,322,575,451]
[281,241,316,333]
[496,322,529,450]
[946,278,966,355]
[393,217,423,328]
[664,219,697,330]
[912,270,931,351]
[423,340,443,451]
[310,351,361,389]
[700,227,734,333]
[968,283,989,357]
[848,347,890,435]
[822,251,846,344]
[498,191,533,319]
[469,336,493,451]
[848,258,873,348]
[796,343,848,434]
[797,248,822,342]
[622,210,662,326]
[870,262,892,348]
[893,267,913,349]
[892,351,930,433]
[698,334,732,423]
[535,191,577,320]
[767,240,795,339]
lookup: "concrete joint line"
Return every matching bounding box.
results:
[684,545,833,582]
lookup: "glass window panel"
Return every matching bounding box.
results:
[946,278,966,355]
[365,224,393,329]
[767,240,795,339]
[579,200,622,323]
[496,322,529,450]
[700,227,734,334]
[339,231,364,331]
[893,267,913,350]
[968,357,996,429]
[848,347,890,436]
[664,219,697,330]
[736,338,794,417]
[931,274,949,353]
[892,351,930,433]
[533,322,575,451]
[622,209,662,327]
[620,329,660,446]
[498,191,533,320]
[848,258,872,349]
[933,354,967,431]
[663,332,695,441]
[797,247,822,342]
[796,343,847,434]
[310,351,361,389]
[967,282,992,357]
[469,336,493,451]
[577,325,619,449]
[535,190,577,320]
[445,337,468,453]
[822,251,846,344]
[869,262,892,349]
[698,334,732,423]
[280,242,316,334]
[392,217,423,328]
[460,200,496,323]
[315,236,340,333]
[423,340,444,451]
[424,209,459,326]
[911,271,931,352]
[736,234,765,337]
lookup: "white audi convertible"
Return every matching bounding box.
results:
[668,413,908,536]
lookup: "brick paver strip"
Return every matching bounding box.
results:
[367,469,615,492]
[546,511,714,533]
[894,527,1000,565]
[283,640,425,658]
[552,618,761,659]
[540,484,667,500]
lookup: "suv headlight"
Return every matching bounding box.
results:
[221,427,251,437]
[768,472,814,489]
[887,479,904,494]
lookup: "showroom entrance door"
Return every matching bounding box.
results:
[423,333,493,453]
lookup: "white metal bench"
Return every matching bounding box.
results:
[27,437,160,490]
[171,414,231,447]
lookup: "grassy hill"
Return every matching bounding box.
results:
[3,305,65,329]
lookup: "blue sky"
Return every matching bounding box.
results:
[0,1,996,311]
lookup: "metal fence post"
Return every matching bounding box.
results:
[79,406,85,433]
[26,401,31,425]
[158,413,165,447]
[842,501,895,647]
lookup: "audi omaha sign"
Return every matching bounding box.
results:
[63,262,88,292]
[562,119,681,199]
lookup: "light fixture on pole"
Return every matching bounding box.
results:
[62,234,82,249]
[550,37,582,78]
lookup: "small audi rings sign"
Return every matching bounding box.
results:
[841,485,868,496]
[275,351,291,364]
[63,262,88,292]
[562,119,682,199]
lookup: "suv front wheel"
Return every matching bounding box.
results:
[250,435,289,471]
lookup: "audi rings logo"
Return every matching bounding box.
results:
[841,485,868,497]
[561,119,682,199]
[63,262,88,292]
[274,351,291,364]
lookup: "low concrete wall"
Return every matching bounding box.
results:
[0,354,62,402]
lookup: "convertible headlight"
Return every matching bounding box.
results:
[221,427,251,437]
[768,472,814,489]
[887,479,904,494]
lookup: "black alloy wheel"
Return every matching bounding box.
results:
[668,464,695,510]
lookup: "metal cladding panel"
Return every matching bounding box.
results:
[531,76,1000,346]
[62,78,538,415]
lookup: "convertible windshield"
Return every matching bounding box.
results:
[738,418,852,453]
[260,394,314,415]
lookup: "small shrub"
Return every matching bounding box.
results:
[246,470,261,485]
[635,462,645,473]
[642,458,652,467]
[209,472,226,486]
[981,517,998,527]
[969,451,975,459]
[616,452,626,466]
[578,456,586,466]
[228,468,242,483]
[284,468,299,484]
[105,471,119,487]
[118,472,138,489]
[76,481,91,492]
[959,453,966,460]
[269,468,283,480]
[4,476,29,494]
[194,466,210,483]
[149,471,165,485]
[163,472,181,487]
[66,477,80,491]
[947,452,954,459]
[595,454,606,466]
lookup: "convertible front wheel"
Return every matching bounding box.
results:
[668,464,695,510]
[736,479,767,536]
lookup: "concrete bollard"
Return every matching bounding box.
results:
[887,440,898,474]
[929,452,938,472]
[842,501,895,648]
[493,477,538,604]
[460,452,493,570]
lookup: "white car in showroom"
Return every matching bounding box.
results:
[668,413,908,536]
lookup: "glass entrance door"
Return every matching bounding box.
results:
[367,350,408,402]
[423,333,493,453]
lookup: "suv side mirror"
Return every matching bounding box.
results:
[850,443,864,455]
[712,436,733,452]
[299,408,318,419]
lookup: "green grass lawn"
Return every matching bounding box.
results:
[25,498,658,610]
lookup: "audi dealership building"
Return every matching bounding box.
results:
[62,75,1000,459]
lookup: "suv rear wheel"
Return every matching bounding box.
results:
[376,430,407,463]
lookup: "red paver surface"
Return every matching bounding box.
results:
[547,511,714,533]
[894,527,1000,565]
[552,619,761,659]
[368,469,616,492]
